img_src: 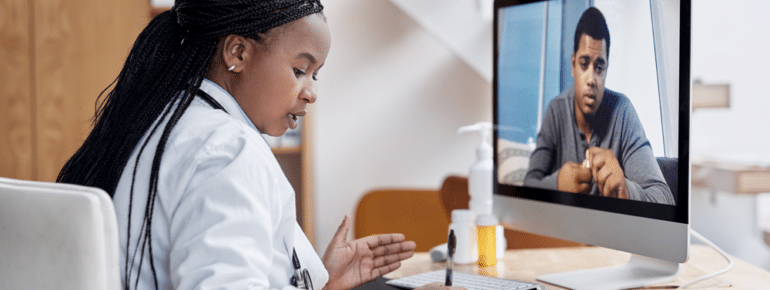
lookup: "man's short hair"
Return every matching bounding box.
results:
[573,7,610,57]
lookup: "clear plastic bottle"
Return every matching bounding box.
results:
[449,209,478,264]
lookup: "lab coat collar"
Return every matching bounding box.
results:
[199,78,262,135]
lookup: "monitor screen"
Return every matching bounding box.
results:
[493,0,690,287]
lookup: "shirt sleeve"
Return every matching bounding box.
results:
[617,102,676,205]
[166,134,297,290]
[524,100,560,190]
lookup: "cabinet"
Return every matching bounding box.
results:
[0,0,34,180]
[0,0,148,181]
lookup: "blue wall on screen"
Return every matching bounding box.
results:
[497,1,588,144]
[498,2,543,144]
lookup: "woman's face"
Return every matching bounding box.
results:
[231,13,331,137]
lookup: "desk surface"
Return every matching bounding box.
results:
[384,245,770,289]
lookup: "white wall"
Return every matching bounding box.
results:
[691,0,770,156]
[313,0,491,252]
[689,0,770,270]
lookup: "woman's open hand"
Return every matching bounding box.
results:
[321,216,416,290]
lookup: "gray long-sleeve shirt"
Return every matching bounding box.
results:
[523,86,675,205]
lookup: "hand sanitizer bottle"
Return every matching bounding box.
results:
[459,122,506,262]
[458,122,494,218]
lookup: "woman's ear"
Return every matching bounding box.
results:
[222,35,249,73]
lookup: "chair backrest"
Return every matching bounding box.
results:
[656,157,679,204]
[0,177,121,290]
[354,189,449,252]
[353,176,584,252]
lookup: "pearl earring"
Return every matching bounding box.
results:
[228,65,236,72]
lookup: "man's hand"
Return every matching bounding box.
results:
[557,161,592,194]
[322,216,416,290]
[587,147,629,199]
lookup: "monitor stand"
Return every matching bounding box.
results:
[536,253,681,290]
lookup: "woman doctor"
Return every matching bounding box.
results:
[57,1,457,289]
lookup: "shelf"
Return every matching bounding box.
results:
[692,161,770,194]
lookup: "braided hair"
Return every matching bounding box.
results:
[574,7,610,57]
[56,1,323,289]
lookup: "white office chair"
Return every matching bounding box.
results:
[0,177,121,290]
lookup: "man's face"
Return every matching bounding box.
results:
[571,33,608,119]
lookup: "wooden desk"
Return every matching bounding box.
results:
[385,245,770,289]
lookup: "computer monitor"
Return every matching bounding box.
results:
[492,0,690,289]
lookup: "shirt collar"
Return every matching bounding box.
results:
[199,78,262,134]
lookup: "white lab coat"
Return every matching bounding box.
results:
[112,79,328,290]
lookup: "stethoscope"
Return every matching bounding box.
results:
[290,248,313,290]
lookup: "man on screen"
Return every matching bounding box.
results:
[523,7,675,205]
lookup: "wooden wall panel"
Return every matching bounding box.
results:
[0,0,34,180]
[33,0,148,181]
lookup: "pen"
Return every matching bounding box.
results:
[445,229,456,286]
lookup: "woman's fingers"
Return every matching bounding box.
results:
[363,233,405,247]
[370,238,416,256]
[372,247,414,267]
[370,260,402,277]
[329,215,352,247]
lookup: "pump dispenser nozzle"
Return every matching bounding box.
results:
[457,122,493,160]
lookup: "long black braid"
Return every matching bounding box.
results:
[56,1,323,289]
